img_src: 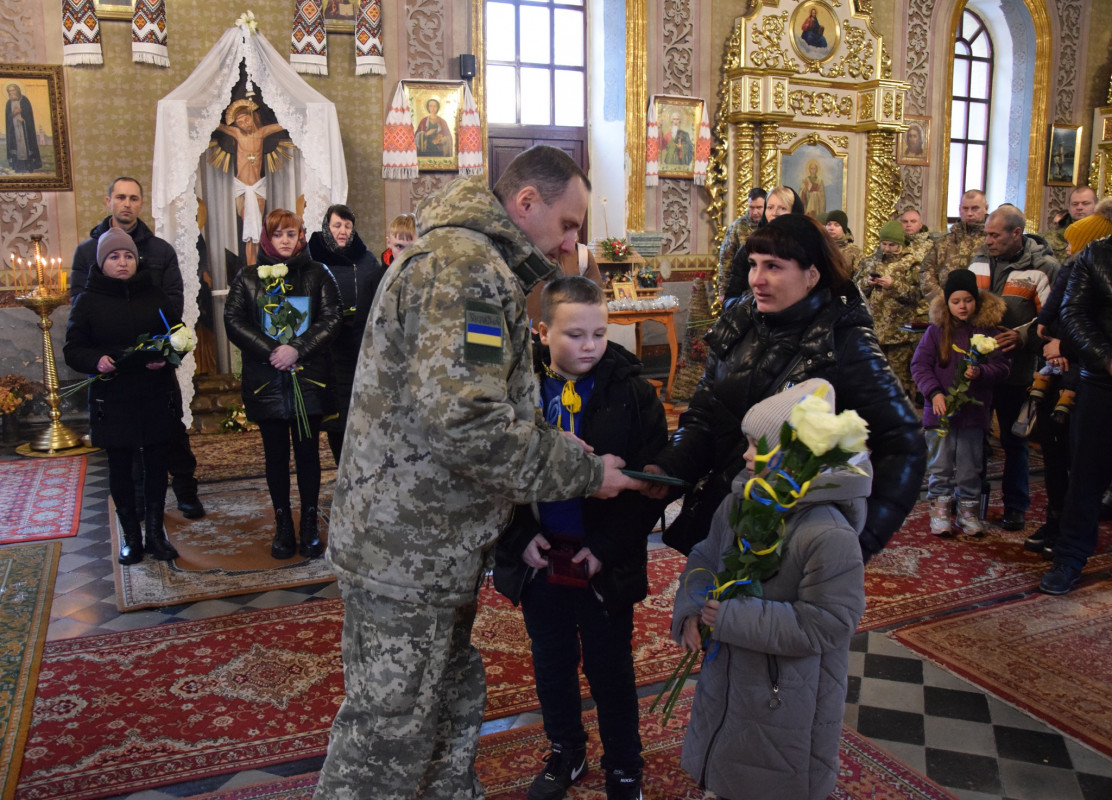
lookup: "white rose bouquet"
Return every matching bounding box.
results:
[256,263,306,345]
[935,334,999,440]
[652,387,869,722]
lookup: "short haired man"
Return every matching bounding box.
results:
[1041,186,1098,261]
[1039,213,1112,594]
[316,146,643,799]
[969,204,1059,531]
[70,177,203,519]
[920,189,988,302]
[717,187,767,293]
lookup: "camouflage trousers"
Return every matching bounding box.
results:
[881,342,916,401]
[314,584,486,800]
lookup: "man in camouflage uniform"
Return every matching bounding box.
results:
[920,189,988,303]
[899,208,935,262]
[717,187,765,296]
[858,220,923,397]
[1040,185,1097,262]
[316,146,639,800]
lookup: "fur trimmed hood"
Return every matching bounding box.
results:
[929,287,1006,329]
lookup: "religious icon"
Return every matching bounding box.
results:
[799,160,827,219]
[653,95,703,180]
[789,1,840,64]
[0,64,71,191]
[403,80,464,172]
[5,82,42,173]
[1046,124,1081,186]
[897,116,930,166]
[780,140,847,219]
[207,92,296,266]
[415,98,453,158]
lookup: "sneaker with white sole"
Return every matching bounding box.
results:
[526,742,587,800]
[605,767,643,800]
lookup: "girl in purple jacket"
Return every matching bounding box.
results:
[911,269,1010,536]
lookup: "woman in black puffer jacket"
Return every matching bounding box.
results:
[224,209,341,561]
[64,228,182,565]
[307,204,386,463]
[648,214,926,561]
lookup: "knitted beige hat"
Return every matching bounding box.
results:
[742,378,835,449]
[96,227,138,269]
[1064,197,1112,253]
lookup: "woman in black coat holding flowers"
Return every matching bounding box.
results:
[224,208,341,561]
[64,228,185,565]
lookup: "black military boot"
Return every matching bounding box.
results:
[144,501,180,561]
[271,507,296,559]
[298,506,324,559]
[116,506,144,565]
[173,477,206,519]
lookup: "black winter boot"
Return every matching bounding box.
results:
[271,507,296,559]
[298,506,323,559]
[116,506,144,565]
[144,501,179,561]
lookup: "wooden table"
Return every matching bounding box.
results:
[608,307,679,402]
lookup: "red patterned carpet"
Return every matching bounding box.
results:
[17,553,688,800]
[893,579,1112,760]
[860,483,1112,631]
[0,456,85,544]
[185,691,957,800]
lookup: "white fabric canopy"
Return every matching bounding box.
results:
[150,23,347,420]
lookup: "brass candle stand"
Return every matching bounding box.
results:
[12,234,84,454]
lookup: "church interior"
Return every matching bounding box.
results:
[2,1,1112,799]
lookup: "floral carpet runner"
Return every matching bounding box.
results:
[18,552,689,800]
[185,692,957,800]
[860,483,1112,631]
[0,457,85,545]
[893,579,1112,759]
[0,543,58,800]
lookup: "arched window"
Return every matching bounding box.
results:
[484,1,588,198]
[947,10,993,220]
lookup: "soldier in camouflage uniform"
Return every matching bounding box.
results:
[858,220,923,397]
[717,188,765,294]
[899,208,935,262]
[920,189,987,303]
[316,147,639,800]
[824,210,863,281]
[1040,186,1097,262]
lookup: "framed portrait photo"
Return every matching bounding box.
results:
[897,115,930,166]
[1046,124,1082,186]
[403,80,465,172]
[779,140,847,221]
[323,0,363,33]
[790,0,841,64]
[1,64,72,192]
[611,280,637,300]
[654,95,703,180]
[92,0,136,21]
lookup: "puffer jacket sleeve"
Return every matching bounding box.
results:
[671,495,733,643]
[835,324,927,560]
[223,269,278,361]
[910,326,943,400]
[1061,242,1112,376]
[63,296,104,375]
[709,507,864,656]
[288,264,341,361]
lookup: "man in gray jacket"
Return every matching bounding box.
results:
[315,147,640,800]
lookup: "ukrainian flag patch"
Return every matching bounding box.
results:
[465,300,504,364]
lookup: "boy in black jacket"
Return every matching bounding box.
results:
[494,276,668,800]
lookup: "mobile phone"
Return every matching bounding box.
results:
[869,272,881,279]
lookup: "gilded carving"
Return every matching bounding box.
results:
[882,91,893,118]
[879,41,892,80]
[895,94,903,121]
[758,122,780,193]
[734,123,757,214]
[864,130,901,253]
[858,93,874,121]
[788,91,853,119]
[731,80,743,113]
[822,25,875,80]
[749,12,799,72]
[773,82,785,110]
[706,25,739,263]
[777,131,798,145]
[625,0,647,232]
[749,81,761,111]
[830,135,849,150]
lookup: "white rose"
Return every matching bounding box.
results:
[257,265,272,279]
[169,325,196,354]
[970,334,997,355]
[790,398,842,455]
[271,264,288,278]
[835,409,870,453]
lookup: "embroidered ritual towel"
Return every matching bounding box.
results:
[355,0,385,75]
[291,0,327,75]
[644,99,659,187]
[132,0,169,67]
[62,0,103,66]
[383,82,418,179]
[457,84,483,176]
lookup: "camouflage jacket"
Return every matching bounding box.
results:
[718,215,758,282]
[837,236,863,282]
[326,176,604,606]
[1040,226,1069,263]
[920,220,985,302]
[904,230,935,264]
[857,248,923,344]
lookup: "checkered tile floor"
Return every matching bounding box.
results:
[27,451,1112,799]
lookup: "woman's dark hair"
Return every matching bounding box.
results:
[745,213,851,292]
[323,203,356,229]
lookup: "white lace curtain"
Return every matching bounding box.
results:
[151,24,347,419]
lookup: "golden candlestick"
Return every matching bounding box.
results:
[14,235,83,454]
